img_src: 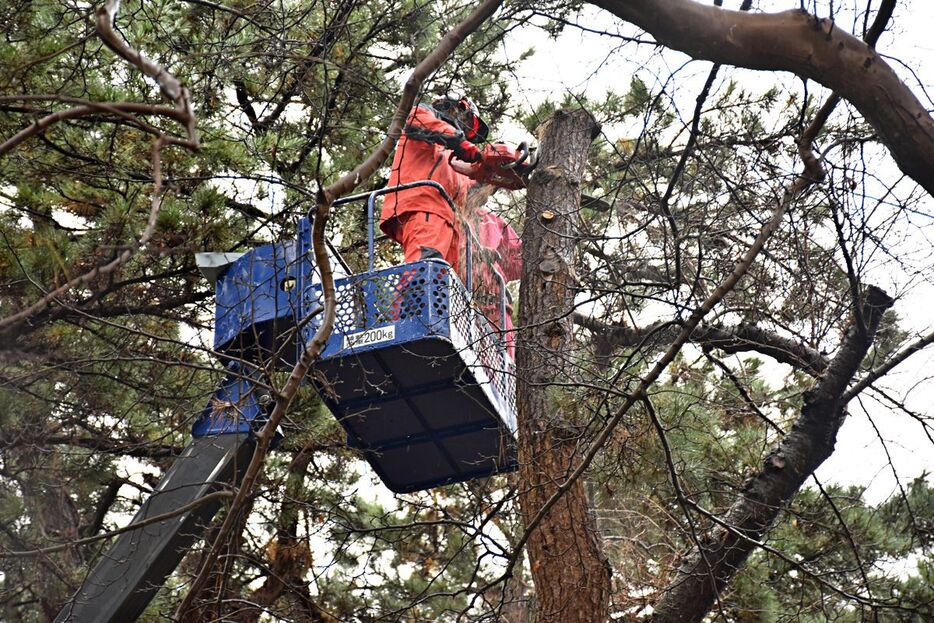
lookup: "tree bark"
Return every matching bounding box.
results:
[650,286,894,623]
[589,0,934,198]
[517,109,612,623]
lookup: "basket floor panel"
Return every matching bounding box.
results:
[312,339,516,492]
[365,430,517,493]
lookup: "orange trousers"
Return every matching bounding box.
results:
[395,212,461,273]
[384,212,461,321]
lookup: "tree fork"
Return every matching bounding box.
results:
[517,108,611,623]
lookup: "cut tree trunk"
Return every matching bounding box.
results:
[516,108,612,623]
[650,286,894,623]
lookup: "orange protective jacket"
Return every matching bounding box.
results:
[380,105,473,238]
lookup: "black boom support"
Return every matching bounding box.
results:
[54,434,254,623]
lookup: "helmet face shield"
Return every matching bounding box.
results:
[432,95,489,144]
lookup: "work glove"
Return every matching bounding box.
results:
[453,139,482,163]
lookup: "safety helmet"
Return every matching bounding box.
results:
[432,94,489,144]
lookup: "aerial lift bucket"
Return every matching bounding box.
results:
[55,181,517,621]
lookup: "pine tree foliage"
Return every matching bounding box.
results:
[1,1,932,622]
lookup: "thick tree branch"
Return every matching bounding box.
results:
[589,0,934,197]
[650,286,894,623]
[574,313,829,376]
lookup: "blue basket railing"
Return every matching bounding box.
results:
[331,180,510,359]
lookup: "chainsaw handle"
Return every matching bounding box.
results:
[448,150,479,175]
[502,142,529,170]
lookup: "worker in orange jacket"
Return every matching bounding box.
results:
[380,95,489,275]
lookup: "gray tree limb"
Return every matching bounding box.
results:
[574,314,829,377]
[650,285,894,623]
[589,0,934,197]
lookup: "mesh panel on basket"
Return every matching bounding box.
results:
[308,261,515,417]
[448,275,473,341]
[360,265,428,324]
[472,313,510,403]
[430,264,450,318]
[333,280,361,333]
[308,264,437,333]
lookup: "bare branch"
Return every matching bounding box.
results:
[844,325,934,402]
[0,491,233,558]
[574,313,829,376]
[95,0,198,147]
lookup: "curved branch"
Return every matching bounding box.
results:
[574,313,829,376]
[0,99,186,157]
[0,0,201,335]
[96,0,198,146]
[589,0,934,197]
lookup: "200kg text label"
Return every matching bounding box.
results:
[344,325,396,350]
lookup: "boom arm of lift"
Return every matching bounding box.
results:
[54,218,324,622]
[54,365,267,622]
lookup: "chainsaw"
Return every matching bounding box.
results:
[450,141,537,190]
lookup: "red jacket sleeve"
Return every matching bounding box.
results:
[404,105,464,150]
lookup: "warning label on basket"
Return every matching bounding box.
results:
[344,325,396,350]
